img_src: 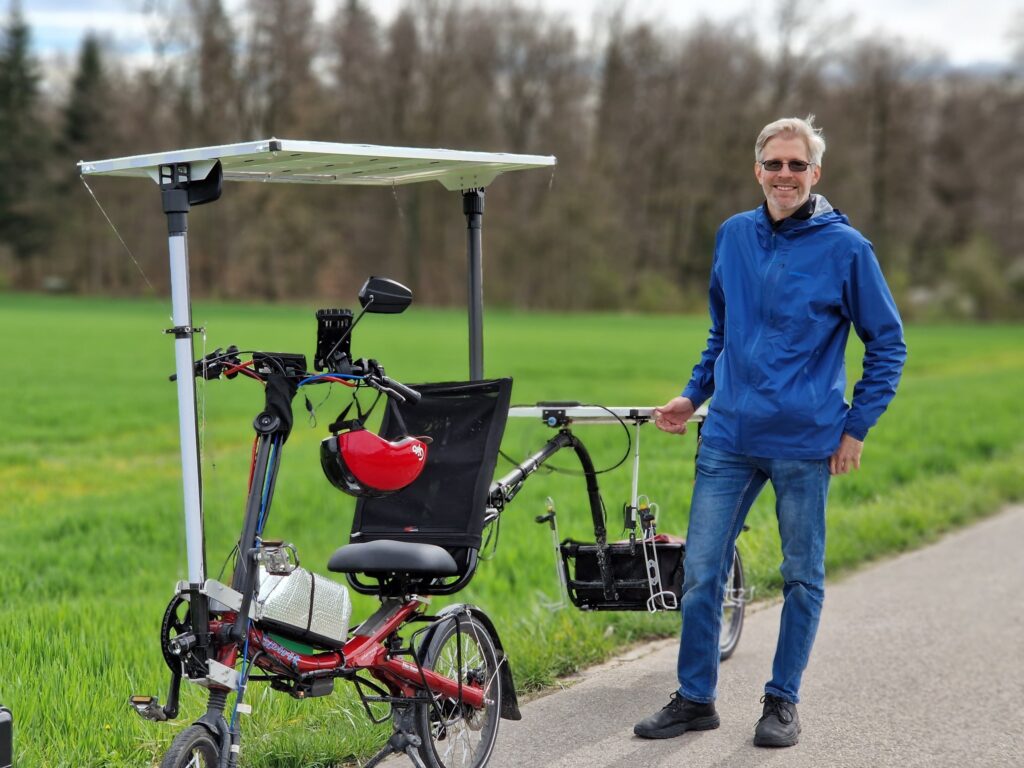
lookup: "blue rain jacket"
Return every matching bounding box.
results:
[682,195,906,459]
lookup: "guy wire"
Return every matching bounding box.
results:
[389,179,410,247]
[79,175,159,296]
[390,179,406,223]
[199,326,210,474]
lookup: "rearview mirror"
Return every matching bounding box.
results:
[358,276,413,314]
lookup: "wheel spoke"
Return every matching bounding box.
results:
[419,615,499,768]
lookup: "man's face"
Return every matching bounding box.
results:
[754,134,821,220]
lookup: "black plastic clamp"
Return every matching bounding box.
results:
[541,409,570,427]
[164,325,205,339]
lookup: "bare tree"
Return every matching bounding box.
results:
[4,0,1019,317]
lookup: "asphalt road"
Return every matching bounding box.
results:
[480,505,1024,768]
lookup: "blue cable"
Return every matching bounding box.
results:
[255,436,278,535]
[229,618,253,732]
[298,373,364,387]
[232,434,278,732]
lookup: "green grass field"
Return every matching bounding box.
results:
[1,293,1022,767]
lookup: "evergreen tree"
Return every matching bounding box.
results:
[62,34,111,162]
[0,0,49,270]
[59,34,117,292]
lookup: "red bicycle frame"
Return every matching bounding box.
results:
[209,598,487,709]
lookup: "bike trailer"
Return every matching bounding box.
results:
[560,534,685,611]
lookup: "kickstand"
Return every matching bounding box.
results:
[535,497,568,611]
[363,730,426,768]
[363,711,427,768]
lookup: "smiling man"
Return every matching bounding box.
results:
[634,116,906,747]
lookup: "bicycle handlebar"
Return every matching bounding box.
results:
[172,348,421,404]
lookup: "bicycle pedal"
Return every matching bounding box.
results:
[129,695,169,722]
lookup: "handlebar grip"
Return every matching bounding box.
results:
[380,375,421,404]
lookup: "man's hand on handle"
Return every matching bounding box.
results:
[830,433,864,475]
[653,396,695,435]
[654,399,864,473]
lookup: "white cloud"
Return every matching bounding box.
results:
[22,0,1021,66]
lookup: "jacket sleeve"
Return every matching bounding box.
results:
[681,230,726,408]
[842,241,907,440]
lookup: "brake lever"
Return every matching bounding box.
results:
[168,345,241,382]
[368,378,407,403]
[218,345,242,379]
[380,374,420,404]
[363,359,421,403]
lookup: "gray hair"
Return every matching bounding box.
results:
[755,115,826,165]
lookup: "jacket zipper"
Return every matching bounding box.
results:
[737,229,778,450]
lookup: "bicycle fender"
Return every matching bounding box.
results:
[192,710,229,753]
[432,603,522,721]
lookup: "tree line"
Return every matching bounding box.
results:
[2,0,1022,318]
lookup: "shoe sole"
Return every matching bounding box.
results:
[633,714,721,740]
[753,724,801,748]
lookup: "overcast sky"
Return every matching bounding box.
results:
[21,0,1024,68]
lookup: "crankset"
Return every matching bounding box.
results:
[160,594,207,679]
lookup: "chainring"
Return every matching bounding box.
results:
[159,594,194,673]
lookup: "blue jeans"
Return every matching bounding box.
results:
[677,443,830,704]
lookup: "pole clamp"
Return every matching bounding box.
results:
[541,408,570,428]
[165,325,205,338]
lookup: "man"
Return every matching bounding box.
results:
[633,116,906,747]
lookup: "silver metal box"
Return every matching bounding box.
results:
[256,567,352,646]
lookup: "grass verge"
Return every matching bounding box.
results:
[0,294,1021,766]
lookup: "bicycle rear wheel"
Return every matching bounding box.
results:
[415,612,501,768]
[719,547,745,661]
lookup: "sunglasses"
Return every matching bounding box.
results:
[760,159,814,173]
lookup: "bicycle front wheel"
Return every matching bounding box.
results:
[415,612,501,768]
[159,724,221,768]
[719,546,746,661]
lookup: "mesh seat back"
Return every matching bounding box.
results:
[349,378,512,563]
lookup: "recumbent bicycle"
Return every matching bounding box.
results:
[132,276,746,768]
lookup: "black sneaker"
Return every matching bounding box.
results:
[753,693,801,747]
[633,692,720,739]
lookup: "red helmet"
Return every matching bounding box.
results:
[320,427,429,497]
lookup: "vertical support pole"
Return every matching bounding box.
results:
[463,188,485,381]
[630,421,642,513]
[161,163,206,586]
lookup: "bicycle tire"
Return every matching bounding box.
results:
[159,724,221,768]
[415,612,501,768]
[719,546,745,661]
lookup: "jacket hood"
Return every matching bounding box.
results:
[755,194,848,238]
